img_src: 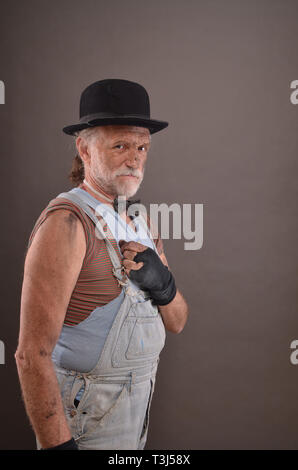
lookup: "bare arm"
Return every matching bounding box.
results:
[156,253,189,334]
[15,210,86,449]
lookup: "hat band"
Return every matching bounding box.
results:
[79,112,151,124]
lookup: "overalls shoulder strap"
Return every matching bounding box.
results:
[71,187,160,256]
[56,190,127,286]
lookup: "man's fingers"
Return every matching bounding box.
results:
[119,240,147,254]
[122,258,144,275]
[122,259,144,270]
[119,240,147,275]
[122,249,136,261]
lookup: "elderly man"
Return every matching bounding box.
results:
[15,79,189,450]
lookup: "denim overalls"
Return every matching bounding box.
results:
[36,188,166,450]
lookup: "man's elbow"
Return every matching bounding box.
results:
[166,321,186,334]
[174,308,189,334]
[15,346,53,372]
[174,324,186,334]
[15,348,35,372]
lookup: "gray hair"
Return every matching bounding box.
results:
[73,126,103,145]
[68,128,101,186]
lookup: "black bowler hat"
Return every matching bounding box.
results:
[62,79,169,136]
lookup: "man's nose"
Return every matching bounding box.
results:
[125,150,140,167]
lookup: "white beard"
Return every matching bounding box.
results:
[89,155,144,198]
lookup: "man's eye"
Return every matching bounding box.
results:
[115,144,124,149]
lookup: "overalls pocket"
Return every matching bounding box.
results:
[111,299,166,368]
[75,380,128,440]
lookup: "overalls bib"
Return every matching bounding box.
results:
[36,188,166,450]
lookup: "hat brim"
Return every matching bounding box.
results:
[62,116,168,136]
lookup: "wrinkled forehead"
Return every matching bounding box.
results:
[100,124,151,142]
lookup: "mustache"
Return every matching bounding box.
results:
[115,170,143,178]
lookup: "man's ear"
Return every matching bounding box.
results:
[76,136,91,165]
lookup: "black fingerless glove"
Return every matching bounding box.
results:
[128,247,177,306]
[42,437,79,450]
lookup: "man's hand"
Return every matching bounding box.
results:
[118,240,147,276]
[119,239,189,333]
[118,240,177,306]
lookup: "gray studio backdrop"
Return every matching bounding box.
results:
[0,0,297,450]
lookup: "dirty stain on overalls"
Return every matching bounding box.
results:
[36,188,166,450]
